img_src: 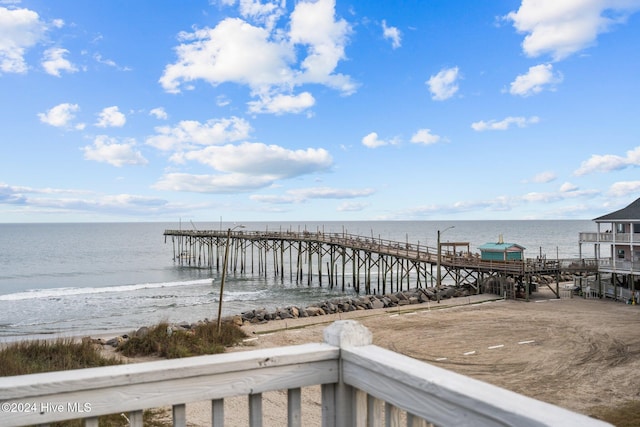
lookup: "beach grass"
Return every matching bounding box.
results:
[118,320,247,358]
[0,337,122,377]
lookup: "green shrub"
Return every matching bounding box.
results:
[118,321,247,358]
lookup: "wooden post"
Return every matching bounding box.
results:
[323,320,373,427]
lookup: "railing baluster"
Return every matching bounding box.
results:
[287,387,302,427]
[407,415,430,427]
[354,389,367,427]
[173,403,186,427]
[385,402,400,427]
[321,383,336,427]
[249,393,262,427]
[212,398,224,427]
[129,410,143,427]
[368,395,383,427]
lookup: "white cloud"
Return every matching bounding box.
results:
[154,172,275,193]
[289,0,354,90]
[426,67,460,101]
[337,201,368,212]
[410,129,441,145]
[0,182,174,216]
[146,117,251,151]
[41,47,78,77]
[251,186,374,204]
[287,187,374,199]
[160,0,355,113]
[559,182,578,192]
[509,64,563,96]
[521,187,599,203]
[234,0,286,31]
[382,20,401,49]
[216,95,231,107]
[531,171,557,183]
[0,6,47,73]
[37,103,80,128]
[247,91,315,115]
[471,116,540,131]
[180,142,332,178]
[149,107,168,120]
[574,146,640,175]
[93,53,130,71]
[505,0,640,61]
[82,135,148,167]
[362,132,395,148]
[155,141,332,193]
[160,18,292,94]
[608,181,640,197]
[95,106,126,128]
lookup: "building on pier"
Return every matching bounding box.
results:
[479,240,525,261]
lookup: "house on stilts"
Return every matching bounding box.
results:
[579,197,640,302]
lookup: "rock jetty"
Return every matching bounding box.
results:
[238,285,470,325]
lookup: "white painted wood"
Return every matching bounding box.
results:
[129,410,143,427]
[287,387,301,427]
[1,344,338,426]
[3,343,337,398]
[367,394,383,427]
[249,393,262,427]
[331,380,355,427]
[172,403,186,427]
[384,402,400,427]
[323,320,372,347]
[0,321,612,427]
[406,415,428,427]
[3,361,338,426]
[211,399,224,427]
[341,344,610,427]
[406,413,415,426]
[321,382,336,427]
[354,389,367,427]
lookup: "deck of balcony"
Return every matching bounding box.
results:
[1,321,610,427]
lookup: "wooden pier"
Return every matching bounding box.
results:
[164,229,597,298]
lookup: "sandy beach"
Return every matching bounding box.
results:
[130,287,639,426]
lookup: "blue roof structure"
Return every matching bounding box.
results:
[478,243,525,252]
[478,242,525,261]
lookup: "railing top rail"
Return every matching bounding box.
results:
[342,343,608,427]
[1,343,338,425]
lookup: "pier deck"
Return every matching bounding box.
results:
[164,229,597,298]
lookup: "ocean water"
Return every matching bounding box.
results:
[0,220,595,340]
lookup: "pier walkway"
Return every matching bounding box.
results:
[164,229,597,298]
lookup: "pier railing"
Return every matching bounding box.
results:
[164,229,595,276]
[1,321,610,427]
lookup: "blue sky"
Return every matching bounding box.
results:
[1,0,639,223]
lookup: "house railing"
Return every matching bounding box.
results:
[597,258,640,273]
[1,321,611,427]
[579,232,640,244]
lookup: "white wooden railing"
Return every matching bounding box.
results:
[1,321,611,427]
